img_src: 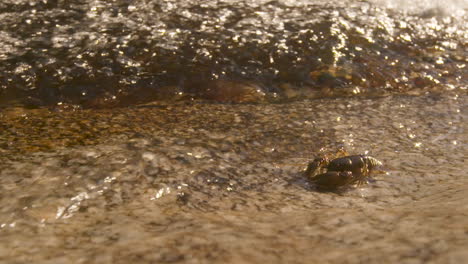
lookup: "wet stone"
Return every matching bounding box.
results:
[0,93,466,263]
[0,0,466,107]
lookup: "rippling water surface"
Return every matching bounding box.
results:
[0,0,467,263]
[0,0,466,106]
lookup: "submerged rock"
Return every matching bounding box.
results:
[0,0,466,107]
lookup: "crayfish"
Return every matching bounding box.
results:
[305,150,385,190]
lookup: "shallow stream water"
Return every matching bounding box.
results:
[0,0,466,106]
[0,0,467,263]
[1,93,466,263]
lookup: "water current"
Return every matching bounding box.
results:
[0,0,467,263]
[0,0,466,107]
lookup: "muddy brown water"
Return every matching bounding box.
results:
[0,92,466,263]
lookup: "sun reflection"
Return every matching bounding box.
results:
[152,187,172,200]
[0,0,466,106]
